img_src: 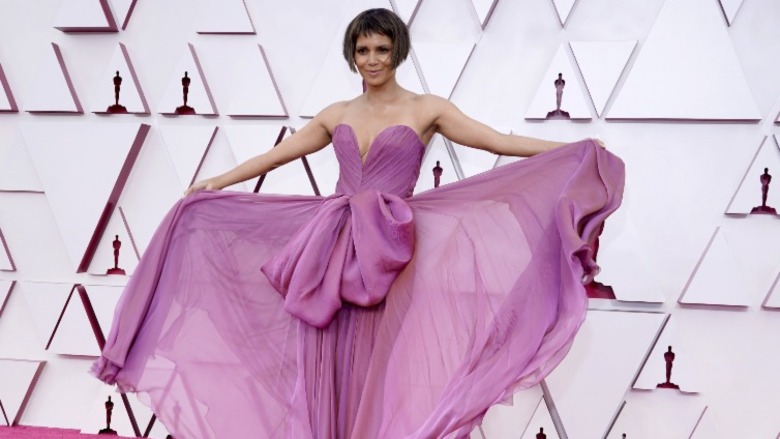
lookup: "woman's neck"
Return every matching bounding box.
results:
[363,78,404,105]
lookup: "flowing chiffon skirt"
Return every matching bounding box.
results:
[92,140,624,438]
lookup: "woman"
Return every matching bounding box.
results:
[186,10,568,196]
[94,8,624,439]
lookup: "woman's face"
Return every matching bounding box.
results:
[354,33,395,87]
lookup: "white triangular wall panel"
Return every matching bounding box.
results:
[48,287,102,356]
[413,42,475,99]
[21,122,149,272]
[223,124,285,191]
[634,317,701,392]
[545,310,667,439]
[0,359,45,425]
[0,130,45,192]
[714,219,780,305]
[689,407,724,439]
[48,285,123,357]
[160,125,218,192]
[391,0,423,24]
[525,44,591,120]
[470,0,499,29]
[608,396,706,439]
[519,398,560,439]
[762,272,780,310]
[158,44,218,116]
[679,227,751,307]
[12,357,104,429]
[18,282,72,349]
[298,39,362,118]
[107,0,139,29]
[117,131,184,255]
[414,135,460,194]
[231,126,343,199]
[0,196,75,277]
[551,0,577,26]
[0,227,16,272]
[0,62,18,112]
[227,45,288,117]
[86,209,138,276]
[91,43,149,114]
[53,0,117,32]
[726,135,780,215]
[607,0,760,121]
[476,386,543,439]
[225,125,318,195]
[0,281,14,317]
[192,128,252,192]
[569,41,636,118]
[25,43,83,114]
[196,0,255,34]
[718,0,745,26]
[81,285,125,344]
[597,208,665,303]
[450,127,507,178]
[397,51,426,94]
[453,144,497,178]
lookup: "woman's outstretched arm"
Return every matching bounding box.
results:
[185,106,338,195]
[427,95,570,157]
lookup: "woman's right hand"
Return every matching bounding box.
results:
[184,178,222,197]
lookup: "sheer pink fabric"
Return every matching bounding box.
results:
[92,124,624,438]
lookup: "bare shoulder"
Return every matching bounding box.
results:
[410,93,454,123]
[314,100,350,133]
[412,93,449,109]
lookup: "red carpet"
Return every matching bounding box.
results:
[0,426,137,438]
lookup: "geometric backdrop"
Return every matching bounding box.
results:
[1,0,780,437]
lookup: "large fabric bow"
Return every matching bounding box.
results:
[261,190,415,328]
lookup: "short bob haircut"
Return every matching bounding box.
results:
[342,8,411,73]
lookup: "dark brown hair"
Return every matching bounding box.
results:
[342,8,410,73]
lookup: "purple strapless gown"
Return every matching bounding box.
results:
[92,124,624,438]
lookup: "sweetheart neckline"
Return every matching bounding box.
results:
[334,123,425,166]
